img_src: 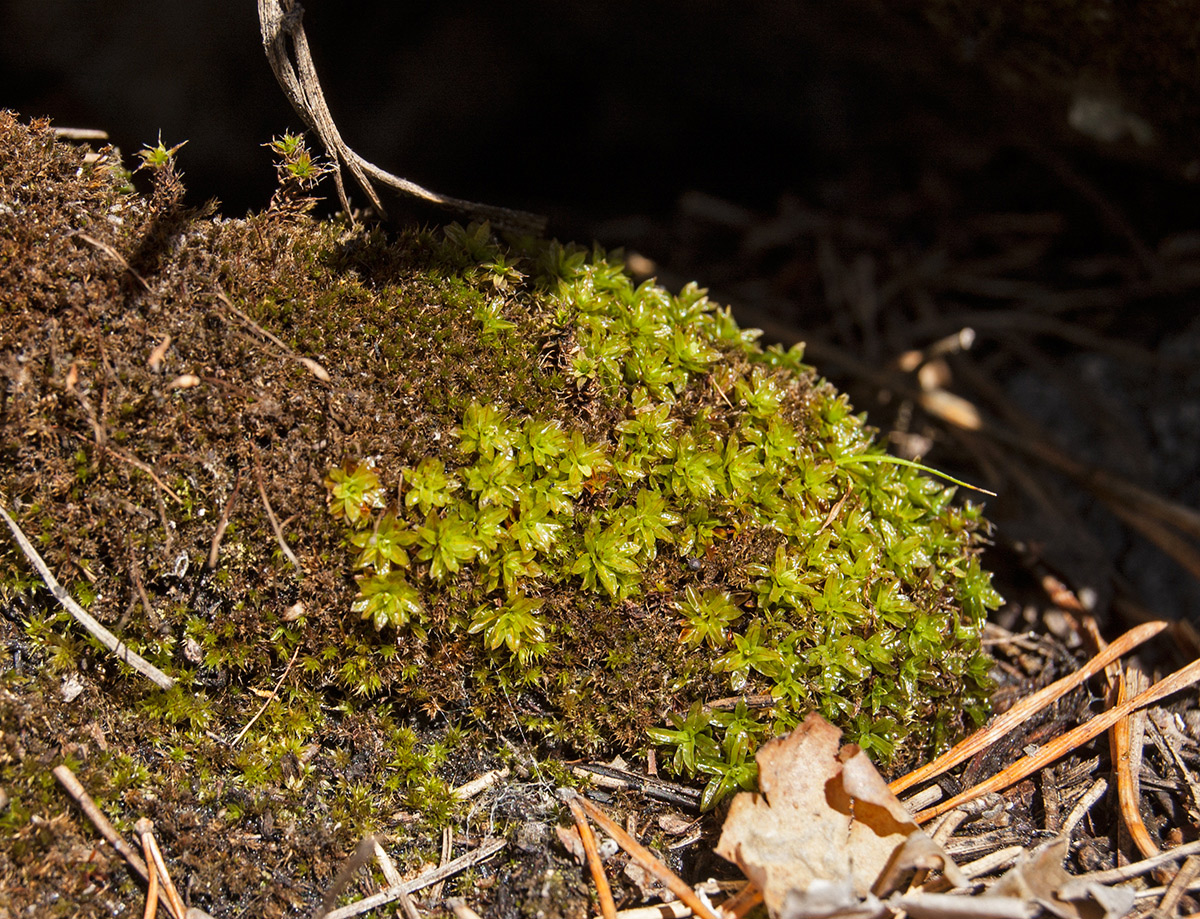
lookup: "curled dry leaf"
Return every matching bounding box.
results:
[716,715,1135,919]
[987,838,1133,919]
[715,713,965,919]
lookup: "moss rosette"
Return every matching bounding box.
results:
[328,222,1000,794]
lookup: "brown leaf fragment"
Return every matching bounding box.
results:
[987,838,1133,919]
[715,713,964,919]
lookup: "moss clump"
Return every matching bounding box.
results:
[321,223,1001,804]
[0,112,999,914]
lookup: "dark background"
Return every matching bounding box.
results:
[4,0,1200,624]
[0,2,1073,226]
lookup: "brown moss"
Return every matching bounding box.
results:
[0,112,996,917]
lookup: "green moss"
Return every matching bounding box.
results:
[0,113,1002,916]
[320,221,1000,806]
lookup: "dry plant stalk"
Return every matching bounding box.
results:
[913,655,1200,823]
[891,619,1167,794]
[256,0,545,233]
[1,502,175,689]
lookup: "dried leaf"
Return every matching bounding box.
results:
[715,713,964,919]
[988,838,1134,919]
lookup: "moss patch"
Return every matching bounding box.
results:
[0,112,998,916]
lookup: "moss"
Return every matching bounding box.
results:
[316,220,1000,803]
[0,112,999,915]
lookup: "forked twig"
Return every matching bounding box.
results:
[256,0,545,234]
[912,655,1200,823]
[891,620,1167,795]
[565,795,617,919]
[1,501,174,689]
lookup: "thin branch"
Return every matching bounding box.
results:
[318,837,507,919]
[1,501,174,689]
[256,0,545,234]
[891,620,1167,794]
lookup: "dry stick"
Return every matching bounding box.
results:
[1112,664,1159,859]
[231,645,301,745]
[206,472,242,570]
[1086,839,1200,885]
[254,461,303,571]
[565,791,720,919]
[53,765,179,916]
[428,823,453,902]
[912,655,1200,823]
[891,620,1168,794]
[1061,778,1108,838]
[373,841,421,919]
[256,0,544,234]
[319,837,507,919]
[565,795,618,919]
[1157,854,1200,916]
[1,503,174,690]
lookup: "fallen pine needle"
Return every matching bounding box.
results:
[1112,663,1159,859]
[913,654,1200,822]
[563,790,720,919]
[566,794,618,919]
[319,837,506,919]
[136,819,187,919]
[892,619,1167,794]
[2,502,174,690]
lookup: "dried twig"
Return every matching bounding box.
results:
[373,840,421,919]
[2,502,174,689]
[256,0,544,234]
[912,655,1200,823]
[891,620,1167,794]
[428,824,454,903]
[565,794,617,919]
[1157,855,1200,915]
[562,790,720,919]
[1085,838,1200,884]
[319,837,506,919]
[1061,778,1108,837]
